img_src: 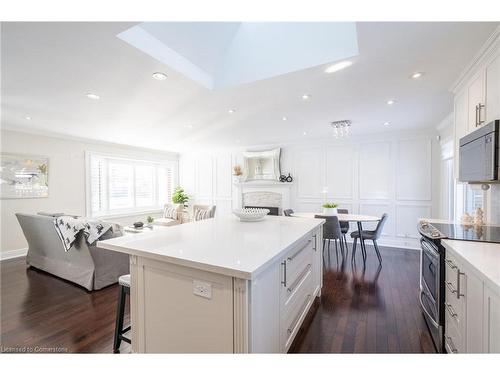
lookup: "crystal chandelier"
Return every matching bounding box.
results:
[330,120,351,138]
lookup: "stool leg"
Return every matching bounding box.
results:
[113,285,126,353]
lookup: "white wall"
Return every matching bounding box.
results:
[180,129,440,249]
[0,129,178,258]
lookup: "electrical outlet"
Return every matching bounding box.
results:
[193,280,212,299]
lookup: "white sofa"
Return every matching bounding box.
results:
[16,213,129,291]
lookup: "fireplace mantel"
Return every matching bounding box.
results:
[233,180,293,188]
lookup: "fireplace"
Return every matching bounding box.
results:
[233,180,293,216]
[244,206,279,216]
[242,191,283,215]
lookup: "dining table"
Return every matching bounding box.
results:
[290,212,381,260]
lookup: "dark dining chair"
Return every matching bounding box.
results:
[350,213,388,264]
[337,208,350,248]
[283,209,294,217]
[315,214,345,261]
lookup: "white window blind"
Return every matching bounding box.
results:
[87,153,176,218]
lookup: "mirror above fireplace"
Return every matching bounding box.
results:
[242,148,281,181]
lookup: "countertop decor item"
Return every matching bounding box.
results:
[322,203,338,215]
[461,212,473,225]
[232,208,270,222]
[279,173,293,182]
[233,165,242,176]
[133,221,144,228]
[474,207,484,226]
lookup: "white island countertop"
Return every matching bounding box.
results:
[98,215,324,280]
[442,239,500,293]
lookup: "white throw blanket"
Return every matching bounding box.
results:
[53,216,112,251]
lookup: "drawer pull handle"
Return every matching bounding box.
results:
[281,261,287,287]
[445,259,457,270]
[312,234,317,251]
[457,270,465,299]
[287,239,312,261]
[287,263,312,293]
[287,294,311,336]
[445,281,457,294]
[445,302,458,318]
[445,335,458,353]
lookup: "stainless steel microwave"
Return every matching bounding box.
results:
[459,120,499,183]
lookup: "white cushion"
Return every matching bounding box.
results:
[194,209,210,221]
[153,217,179,227]
[163,205,178,219]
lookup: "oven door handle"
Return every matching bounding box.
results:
[419,289,439,328]
[421,239,439,260]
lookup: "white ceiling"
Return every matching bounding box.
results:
[1,22,499,152]
[119,22,359,89]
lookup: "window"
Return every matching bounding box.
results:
[87,152,176,218]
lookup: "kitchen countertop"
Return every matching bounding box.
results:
[98,215,325,280]
[442,239,500,293]
[419,217,500,227]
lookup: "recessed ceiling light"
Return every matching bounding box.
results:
[387,99,396,105]
[23,115,32,120]
[303,131,307,136]
[302,94,311,100]
[152,72,168,81]
[86,93,100,100]
[282,116,288,121]
[324,60,353,74]
[383,121,391,126]
[228,109,236,114]
[410,72,424,79]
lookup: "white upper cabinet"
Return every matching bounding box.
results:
[454,90,468,177]
[485,53,500,123]
[467,71,485,133]
[452,27,500,178]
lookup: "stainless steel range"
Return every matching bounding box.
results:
[418,221,446,353]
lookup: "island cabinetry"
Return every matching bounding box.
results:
[117,219,324,353]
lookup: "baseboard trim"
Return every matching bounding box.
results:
[343,238,420,251]
[0,248,28,261]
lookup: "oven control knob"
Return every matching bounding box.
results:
[420,221,429,229]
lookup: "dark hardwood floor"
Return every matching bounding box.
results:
[1,245,435,354]
[291,244,436,353]
[0,259,131,353]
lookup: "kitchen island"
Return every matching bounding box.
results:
[98,215,324,353]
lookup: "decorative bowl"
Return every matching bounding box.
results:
[232,208,270,222]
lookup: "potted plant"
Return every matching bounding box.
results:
[172,186,189,207]
[322,203,338,216]
[146,216,155,226]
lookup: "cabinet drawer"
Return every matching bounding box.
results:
[445,311,463,353]
[281,259,314,311]
[281,237,314,291]
[445,278,465,327]
[281,272,314,351]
